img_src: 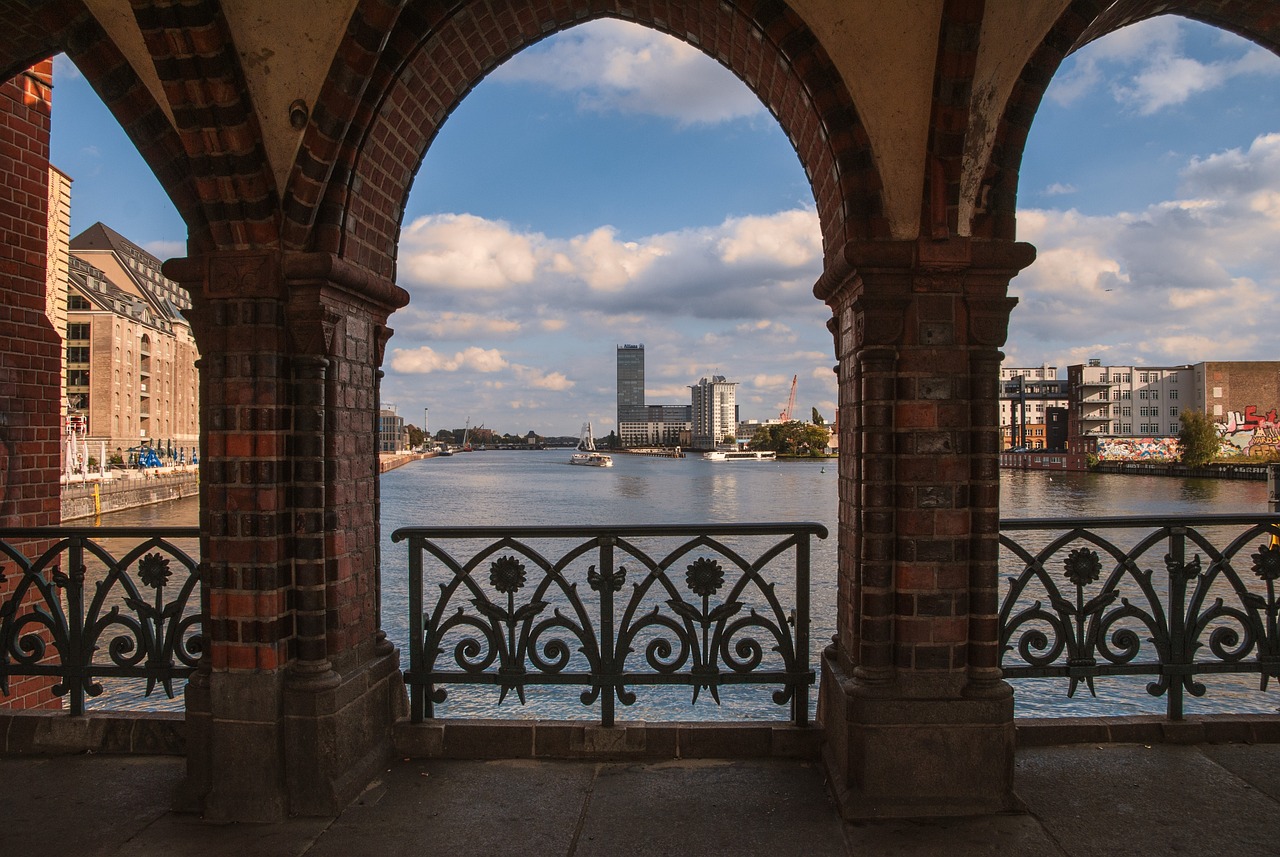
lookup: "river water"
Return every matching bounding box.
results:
[97,454,1277,720]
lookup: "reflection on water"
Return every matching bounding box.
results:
[96,459,1275,719]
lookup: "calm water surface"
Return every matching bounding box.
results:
[98,455,1276,719]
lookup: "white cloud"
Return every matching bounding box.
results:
[1042,182,1077,197]
[394,309,522,340]
[718,210,822,267]
[1010,133,1280,366]
[1048,16,1280,114]
[390,345,509,374]
[400,214,539,291]
[492,19,764,125]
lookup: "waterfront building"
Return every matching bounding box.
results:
[999,365,1066,449]
[65,223,199,461]
[616,344,693,447]
[690,375,738,450]
[378,406,406,452]
[46,165,72,459]
[1066,359,1280,459]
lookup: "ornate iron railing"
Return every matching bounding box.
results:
[0,527,203,715]
[393,523,826,726]
[999,514,1280,719]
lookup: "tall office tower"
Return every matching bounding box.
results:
[617,343,646,428]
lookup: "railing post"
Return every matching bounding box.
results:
[1167,526,1187,721]
[795,531,811,726]
[599,536,615,728]
[66,536,85,717]
[409,535,425,721]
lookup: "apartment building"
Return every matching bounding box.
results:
[65,223,199,460]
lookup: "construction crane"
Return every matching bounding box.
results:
[779,375,798,422]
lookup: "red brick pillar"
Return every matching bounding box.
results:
[816,237,1033,818]
[167,250,409,821]
[0,62,62,711]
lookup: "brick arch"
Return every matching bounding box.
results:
[0,0,211,253]
[975,0,1280,241]
[286,0,885,281]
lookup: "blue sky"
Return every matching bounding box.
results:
[50,16,1280,437]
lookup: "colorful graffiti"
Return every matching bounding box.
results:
[1218,406,1280,459]
[1096,436,1181,461]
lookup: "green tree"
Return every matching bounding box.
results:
[812,407,825,425]
[750,421,830,456]
[406,424,425,449]
[1178,408,1220,467]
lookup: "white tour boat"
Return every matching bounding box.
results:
[702,449,777,461]
[570,422,613,467]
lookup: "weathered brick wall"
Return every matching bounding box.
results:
[0,60,62,710]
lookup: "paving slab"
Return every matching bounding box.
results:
[1014,744,1280,857]
[1199,742,1280,803]
[843,814,1065,857]
[304,757,594,857]
[573,758,845,857]
[0,756,185,857]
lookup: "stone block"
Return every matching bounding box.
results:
[679,723,772,757]
[441,720,534,758]
[393,720,444,757]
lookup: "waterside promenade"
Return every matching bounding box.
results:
[3,735,1279,856]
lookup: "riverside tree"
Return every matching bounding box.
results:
[749,421,831,456]
[1178,408,1221,467]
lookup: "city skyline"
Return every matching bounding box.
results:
[48,15,1280,437]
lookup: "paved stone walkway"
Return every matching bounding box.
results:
[3,744,1280,856]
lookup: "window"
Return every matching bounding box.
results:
[1171,423,1180,434]
[68,294,91,310]
[1169,390,1178,400]
[67,369,89,386]
[67,346,89,363]
[67,322,90,340]
[1123,374,1131,382]
[1122,407,1131,417]
[1121,424,1132,433]
[1122,390,1131,399]
[1111,405,1119,416]
[1139,390,1149,399]
[1152,390,1159,399]
[1111,423,1119,434]
[1139,372,1149,382]
[1170,407,1178,417]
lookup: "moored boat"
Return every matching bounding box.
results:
[702,449,777,461]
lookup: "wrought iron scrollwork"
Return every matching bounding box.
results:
[395,523,825,726]
[1000,514,1280,718]
[0,528,202,714]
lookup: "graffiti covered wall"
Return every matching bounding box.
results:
[1096,436,1181,461]
[1218,406,1280,459]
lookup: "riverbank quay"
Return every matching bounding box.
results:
[379,451,436,473]
[1001,451,1274,481]
[3,734,1279,856]
[61,467,199,522]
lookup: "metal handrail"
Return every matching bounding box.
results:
[393,522,827,727]
[0,527,202,715]
[998,513,1280,719]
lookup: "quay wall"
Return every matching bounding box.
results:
[61,469,200,521]
[379,452,435,473]
[1000,452,1270,481]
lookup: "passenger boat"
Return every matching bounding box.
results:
[570,422,613,467]
[702,449,777,461]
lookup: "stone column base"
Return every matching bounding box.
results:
[178,647,407,821]
[819,651,1017,818]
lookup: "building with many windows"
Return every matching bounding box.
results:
[378,406,406,452]
[999,365,1067,450]
[616,344,693,447]
[65,223,199,462]
[690,375,738,450]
